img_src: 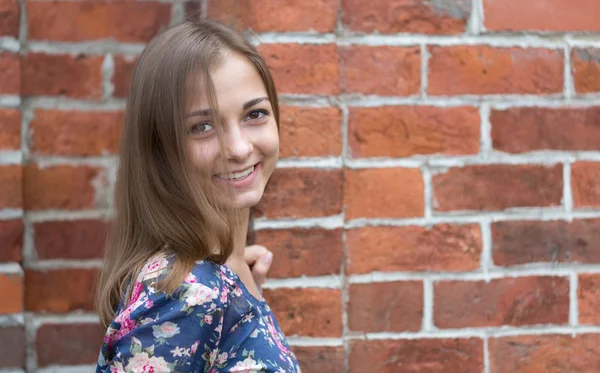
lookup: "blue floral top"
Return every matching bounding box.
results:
[96,253,301,373]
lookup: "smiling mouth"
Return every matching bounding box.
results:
[215,165,256,181]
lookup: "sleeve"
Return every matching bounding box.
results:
[98,275,227,373]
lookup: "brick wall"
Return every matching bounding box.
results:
[1,0,600,372]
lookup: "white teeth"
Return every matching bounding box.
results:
[217,165,254,180]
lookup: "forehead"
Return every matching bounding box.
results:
[186,52,268,111]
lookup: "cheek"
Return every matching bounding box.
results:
[258,122,280,158]
[190,142,220,174]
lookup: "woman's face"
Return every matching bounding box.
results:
[185,52,279,209]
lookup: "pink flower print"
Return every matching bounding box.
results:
[130,282,144,305]
[184,273,197,283]
[125,352,169,373]
[220,287,229,303]
[183,283,219,307]
[204,315,213,325]
[216,352,228,364]
[191,341,199,354]
[144,299,153,309]
[266,316,290,355]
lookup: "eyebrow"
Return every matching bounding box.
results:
[184,97,269,119]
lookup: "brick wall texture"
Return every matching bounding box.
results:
[1,0,600,372]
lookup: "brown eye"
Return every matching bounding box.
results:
[245,109,268,121]
[189,122,214,134]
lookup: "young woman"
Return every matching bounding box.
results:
[95,19,301,373]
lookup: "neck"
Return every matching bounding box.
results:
[229,207,250,262]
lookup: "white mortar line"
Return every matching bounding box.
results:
[422,166,433,220]
[200,0,207,18]
[0,263,23,273]
[276,157,342,169]
[278,95,338,107]
[26,41,146,55]
[101,54,115,101]
[37,365,96,373]
[262,275,342,289]
[26,209,114,222]
[420,43,429,98]
[24,259,103,270]
[483,336,490,373]
[563,162,574,215]
[480,220,493,280]
[0,369,25,373]
[422,279,434,332]
[479,104,492,156]
[170,1,186,25]
[286,337,344,347]
[32,313,99,328]
[0,37,19,52]
[0,95,20,107]
[570,272,579,327]
[30,155,118,168]
[564,37,575,100]
[253,215,344,230]
[0,209,23,220]
[468,0,484,35]
[0,151,22,164]
[24,313,37,373]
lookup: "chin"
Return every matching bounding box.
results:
[227,190,264,209]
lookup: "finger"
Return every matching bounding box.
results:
[244,245,269,266]
[251,251,273,289]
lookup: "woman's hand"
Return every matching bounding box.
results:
[244,245,273,290]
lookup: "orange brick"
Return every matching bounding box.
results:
[0,109,20,150]
[490,334,600,373]
[27,1,171,42]
[340,46,421,95]
[492,107,600,152]
[0,0,19,37]
[0,52,20,94]
[484,0,600,32]
[432,165,563,212]
[113,55,138,98]
[21,53,103,99]
[37,323,105,367]
[0,273,23,314]
[30,110,123,156]
[349,106,480,157]
[279,106,342,157]
[0,165,22,209]
[34,220,109,259]
[254,169,343,219]
[25,268,98,312]
[263,288,342,337]
[428,46,564,95]
[258,44,339,95]
[346,224,481,274]
[344,168,424,219]
[0,219,23,262]
[572,48,600,94]
[434,277,569,328]
[23,164,107,210]
[343,0,471,34]
[579,273,600,325]
[572,162,600,208]
[291,346,344,373]
[207,0,338,32]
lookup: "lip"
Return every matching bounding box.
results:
[213,163,260,189]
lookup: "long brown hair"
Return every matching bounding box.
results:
[96,19,279,330]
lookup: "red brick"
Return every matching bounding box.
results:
[572,162,600,208]
[492,219,600,266]
[349,106,480,157]
[258,44,339,95]
[37,323,104,367]
[30,110,123,156]
[0,273,22,314]
[349,281,422,332]
[434,277,569,328]
[254,228,342,278]
[432,164,563,212]
[207,0,337,32]
[0,0,19,37]
[0,165,22,209]
[113,55,138,98]
[23,164,107,210]
[27,1,171,43]
[25,268,98,312]
[347,224,481,274]
[578,274,600,325]
[343,0,471,35]
[21,53,103,99]
[490,334,600,373]
[340,46,421,95]
[254,168,342,219]
[291,346,344,373]
[344,168,424,219]
[349,338,484,373]
[0,326,25,368]
[263,288,342,337]
[0,219,22,261]
[484,0,600,32]
[428,46,564,95]
[492,107,600,152]
[279,106,341,157]
[184,1,201,19]
[572,48,600,94]
[0,51,19,94]
[34,220,109,260]
[0,109,20,150]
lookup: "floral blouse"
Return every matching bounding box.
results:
[96,253,301,373]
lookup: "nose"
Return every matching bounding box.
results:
[223,125,252,163]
